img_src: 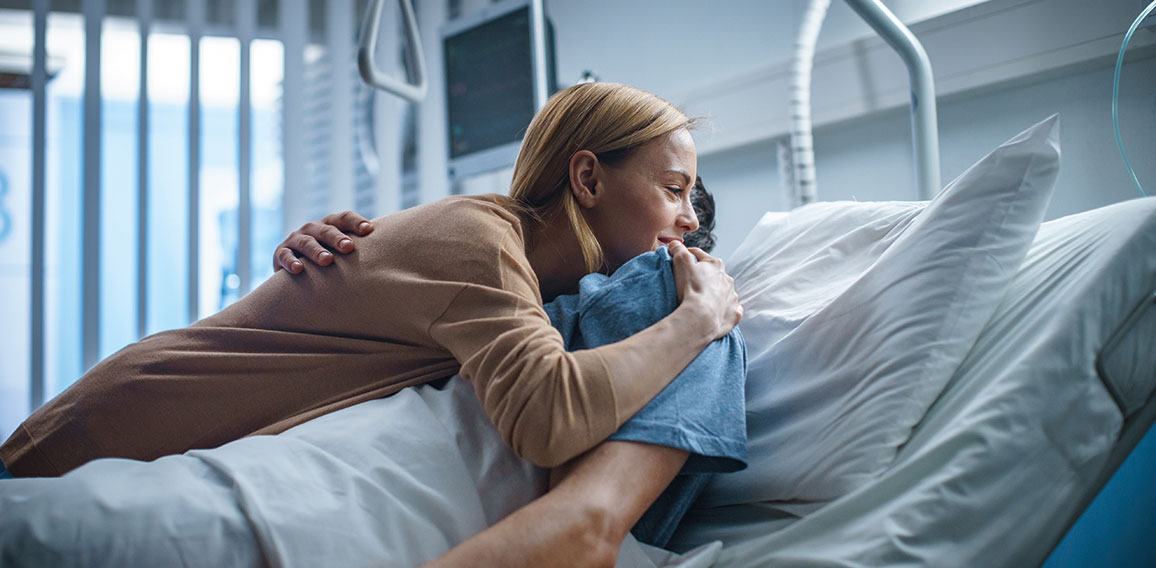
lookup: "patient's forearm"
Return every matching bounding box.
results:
[423,441,688,568]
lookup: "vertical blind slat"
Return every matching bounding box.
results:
[281,0,307,232]
[238,0,254,296]
[327,0,354,214]
[30,0,49,408]
[188,0,203,322]
[417,0,448,204]
[81,0,104,372]
[373,0,402,218]
[137,0,151,339]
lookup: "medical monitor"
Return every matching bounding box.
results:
[441,0,556,179]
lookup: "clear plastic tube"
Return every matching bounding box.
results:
[1112,0,1154,197]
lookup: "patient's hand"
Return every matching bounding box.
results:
[274,211,373,274]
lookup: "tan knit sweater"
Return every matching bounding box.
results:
[0,195,662,477]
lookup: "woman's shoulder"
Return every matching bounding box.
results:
[400,194,523,232]
[363,194,532,287]
[372,194,522,243]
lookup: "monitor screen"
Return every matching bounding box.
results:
[442,2,554,179]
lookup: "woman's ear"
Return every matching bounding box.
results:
[568,150,599,209]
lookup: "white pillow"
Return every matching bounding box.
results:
[671,197,1156,568]
[701,115,1062,506]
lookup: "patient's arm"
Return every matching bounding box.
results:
[426,442,689,568]
[273,210,373,273]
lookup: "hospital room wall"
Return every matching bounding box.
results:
[700,54,1156,262]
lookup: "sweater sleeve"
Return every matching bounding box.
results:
[426,230,623,468]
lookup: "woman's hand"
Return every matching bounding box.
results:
[668,241,743,342]
[273,211,374,274]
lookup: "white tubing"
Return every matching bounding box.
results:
[789,0,831,207]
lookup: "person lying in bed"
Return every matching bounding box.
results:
[276,178,744,553]
[0,82,745,566]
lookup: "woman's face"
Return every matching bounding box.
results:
[586,129,700,271]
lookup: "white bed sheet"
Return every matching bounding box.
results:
[0,377,532,567]
[0,374,721,567]
[669,197,1156,566]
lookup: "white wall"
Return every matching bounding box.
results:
[704,53,1156,260]
[820,54,1156,215]
[544,0,988,104]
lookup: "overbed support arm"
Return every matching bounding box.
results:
[844,0,941,199]
[358,0,427,102]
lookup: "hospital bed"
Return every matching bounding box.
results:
[2,111,1154,568]
[4,0,1155,565]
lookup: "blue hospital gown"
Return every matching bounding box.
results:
[543,246,748,547]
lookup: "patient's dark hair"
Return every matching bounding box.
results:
[683,176,717,252]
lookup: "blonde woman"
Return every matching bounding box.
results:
[1,83,743,566]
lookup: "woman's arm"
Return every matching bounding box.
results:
[273,207,741,468]
[430,235,741,469]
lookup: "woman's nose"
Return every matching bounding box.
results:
[679,199,699,234]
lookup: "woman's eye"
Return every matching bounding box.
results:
[666,186,684,195]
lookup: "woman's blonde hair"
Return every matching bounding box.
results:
[507,82,694,273]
